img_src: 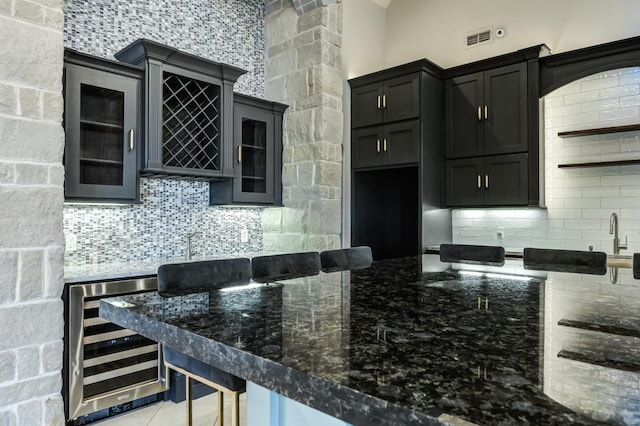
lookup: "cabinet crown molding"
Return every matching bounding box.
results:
[115,38,247,83]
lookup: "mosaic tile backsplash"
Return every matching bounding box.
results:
[63,0,269,267]
[64,178,264,267]
[63,0,266,97]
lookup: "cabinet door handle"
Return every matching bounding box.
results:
[485,298,489,310]
[376,139,381,153]
[484,105,488,120]
[382,94,387,108]
[377,95,381,109]
[477,296,481,309]
[477,175,481,189]
[383,138,387,152]
[477,106,482,121]
[485,175,489,189]
[129,129,134,151]
[238,145,242,163]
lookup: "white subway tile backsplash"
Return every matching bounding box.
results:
[563,111,600,126]
[600,84,639,100]
[581,75,619,92]
[601,197,640,208]
[581,186,620,198]
[564,198,601,209]
[564,219,601,230]
[581,98,619,113]
[563,176,601,188]
[581,142,619,156]
[564,90,600,106]
[546,103,582,118]
[620,94,640,108]
[619,70,640,85]
[544,95,565,108]
[600,106,639,121]
[619,139,640,152]
[582,209,619,219]
[620,186,640,197]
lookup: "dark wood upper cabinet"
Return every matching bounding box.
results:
[446,157,484,207]
[210,94,287,205]
[483,64,528,156]
[484,153,528,206]
[446,63,527,159]
[446,153,528,207]
[445,72,483,158]
[351,120,420,169]
[351,73,420,129]
[115,39,246,180]
[63,50,143,202]
[443,45,547,207]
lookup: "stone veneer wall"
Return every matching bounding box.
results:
[452,66,640,254]
[0,0,66,424]
[262,0,343,252]
[63,0,268,267]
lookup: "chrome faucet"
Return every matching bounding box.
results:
[609,213,627,255]
[186,232,197,260]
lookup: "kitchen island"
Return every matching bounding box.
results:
[99,255,640,425]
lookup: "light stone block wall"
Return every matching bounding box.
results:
[452,67,640,254]
[263,2,343,252]
[0,0,66,424]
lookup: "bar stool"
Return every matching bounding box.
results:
[158,258,251,426]
[523,247,607,275]
[320,246,373,272]
[439,243,505,266]
[251,251,321,282]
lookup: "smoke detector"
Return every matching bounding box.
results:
[465,26,493,48]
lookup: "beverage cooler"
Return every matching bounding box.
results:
[63,277,168,424]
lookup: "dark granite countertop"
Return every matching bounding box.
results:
[100,255,640,425]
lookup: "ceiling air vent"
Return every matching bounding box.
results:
[465,26,493,48]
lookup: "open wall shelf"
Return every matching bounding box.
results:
[557,159,640,168]
[557,124,640,138]
[558,319,640,338]
[558,350,640,372]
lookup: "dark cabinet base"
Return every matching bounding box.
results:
[352,167,420,260]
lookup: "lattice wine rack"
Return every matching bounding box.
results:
[162,72,221,171]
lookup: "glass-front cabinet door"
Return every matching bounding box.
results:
[236,105,273,202]
[232,103,275,203]
[209,94,286,205]
[64,59,140,202]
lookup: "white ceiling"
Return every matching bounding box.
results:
[369,0,393,8]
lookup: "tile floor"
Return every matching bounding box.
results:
[93,393,247,426]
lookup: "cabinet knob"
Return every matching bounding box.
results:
[129,129,134,151]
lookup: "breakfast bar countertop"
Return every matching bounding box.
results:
[99,255,640,425]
